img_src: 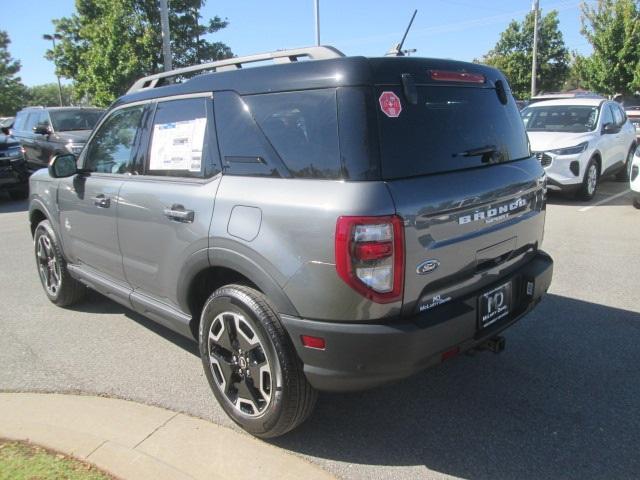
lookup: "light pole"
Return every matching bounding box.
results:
[314,0,320,46]
[159,0,173,72]
[531,0,540,98]
[43,33,64,107]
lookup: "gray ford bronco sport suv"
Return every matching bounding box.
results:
[29,46,553,438]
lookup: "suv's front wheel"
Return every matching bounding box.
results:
[578,158,599,201]
[34,219,86,306]
[199,285,317,438]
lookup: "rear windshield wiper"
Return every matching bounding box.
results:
[454,145,499,163]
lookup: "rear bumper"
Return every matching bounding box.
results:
[281,251,553,392]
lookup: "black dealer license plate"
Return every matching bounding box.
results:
[479,282,512,329]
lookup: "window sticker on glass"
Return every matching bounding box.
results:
[149,117,206,172]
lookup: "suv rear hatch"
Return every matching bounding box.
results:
[372,61,546,316]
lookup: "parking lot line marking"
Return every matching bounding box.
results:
[578,189,631,212]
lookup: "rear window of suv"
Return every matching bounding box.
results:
[377,86,530,179]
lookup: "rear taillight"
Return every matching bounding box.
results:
[335,215,404,304]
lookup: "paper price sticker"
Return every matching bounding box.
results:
[149,117,206,172]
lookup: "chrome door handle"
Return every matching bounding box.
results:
[93,194,110,208]
[163,204,194,223]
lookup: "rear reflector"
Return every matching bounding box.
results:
[354,242,393,261]
[441,346,460,361]
[430,70,485,84]
[301,335,326,350]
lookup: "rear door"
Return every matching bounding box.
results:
[32,111,54,167]
[375,80,546,315]
[19,112,40,169]
[609,102,627,167]
[117,95,220,313]
[57,104,145,282]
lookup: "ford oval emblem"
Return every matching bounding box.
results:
[417,259,440,275]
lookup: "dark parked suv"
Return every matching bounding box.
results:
[12,106,104,170]
[28,46,553,437]
[0,126,29,199]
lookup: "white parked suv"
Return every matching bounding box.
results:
[522,98,636,200]
[631,147,640,208]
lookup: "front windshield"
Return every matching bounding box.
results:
[50,110,103,132]
[521,105,599,133]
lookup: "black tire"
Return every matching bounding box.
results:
[199,284,317,438]
[616,144,636,182]
[34,219,87,307]
[634,195,640,209]
[8,185,28,200]
[578,158,599,201]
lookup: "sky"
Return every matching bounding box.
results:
[1,0,594,87]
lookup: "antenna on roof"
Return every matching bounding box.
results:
[385,9,417,57]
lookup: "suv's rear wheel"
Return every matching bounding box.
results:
[199,285,317,438]
[34,219,86,306]
[579,159,599,201]
[616,144,636,182]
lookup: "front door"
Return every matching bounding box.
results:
[58,104,145,282]
[117,95,220,311]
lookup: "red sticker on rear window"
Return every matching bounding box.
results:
[379,91,402,118]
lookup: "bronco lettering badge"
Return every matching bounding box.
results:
[458,197,527,225]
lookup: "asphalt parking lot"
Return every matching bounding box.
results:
[1,179,639,480]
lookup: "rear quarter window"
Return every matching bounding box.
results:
[244,89,341,179]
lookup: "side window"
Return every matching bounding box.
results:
[146,97,214,178]
[612,104,624,126]
[36,111,51,129]
[83,106,144,174]
[601,104,614,126]
[214,91,288,178]
[24,112,41,133]
[244,89,341,179]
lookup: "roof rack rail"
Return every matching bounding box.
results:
[127,45,345,94]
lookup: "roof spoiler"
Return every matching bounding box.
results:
[127,45,345,94]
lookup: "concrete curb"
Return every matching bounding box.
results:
[0,392,334,480]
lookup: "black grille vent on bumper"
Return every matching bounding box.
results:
[534,152,552,167]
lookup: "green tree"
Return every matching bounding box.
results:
[0,31,27,116]
[48,0,233,107]
[563,52,590,91]
[26,83,76,107]
[579,0,640,95]
[480,10,569,99]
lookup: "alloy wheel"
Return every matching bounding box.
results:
[207,311,272,416]
[36,234,61,297]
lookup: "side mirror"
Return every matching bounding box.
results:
[33,124,51,135]
[48,154,78,178]
[0,126,9,136]
[602,123,619,134]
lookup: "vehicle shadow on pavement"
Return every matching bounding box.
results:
[0,196,28,214]
[68,290,199,356]
[546,180,632,208]
[273,294,640,480]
